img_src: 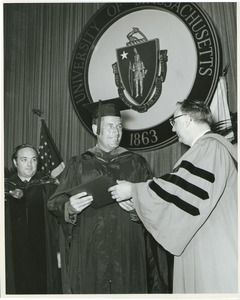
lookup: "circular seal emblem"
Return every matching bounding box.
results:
[69,3,221,151]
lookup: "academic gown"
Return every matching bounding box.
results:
[48,146,171,294]
[132,133,238,293]
[5,172,62,294]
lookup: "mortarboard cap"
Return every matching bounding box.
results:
[83,98,129,134]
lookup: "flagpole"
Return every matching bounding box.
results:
[222,63,229,77]
[32,109,44,119]
[32,109,44,149]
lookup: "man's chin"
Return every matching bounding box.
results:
[109,142,120,149]
[25,172,35,177]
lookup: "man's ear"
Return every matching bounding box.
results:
[92,124,98,136]
[185,115,192,127]
[13,159,17,168]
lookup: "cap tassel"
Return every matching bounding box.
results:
[97,100,102,135]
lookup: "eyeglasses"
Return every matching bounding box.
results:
[169,114,187,126]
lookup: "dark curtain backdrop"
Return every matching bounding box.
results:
[4,2,237,177]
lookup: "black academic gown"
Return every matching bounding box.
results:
[48,146,171,294]
[5,172,62,294]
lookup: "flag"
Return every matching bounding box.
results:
[38,119,65,178]
[210,76,235,142]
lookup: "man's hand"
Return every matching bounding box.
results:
[69,192,93,214]
[118,199,134,212]
[108,180,132,202]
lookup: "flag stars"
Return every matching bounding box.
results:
[120,51,128,60]
[39,120,65,177]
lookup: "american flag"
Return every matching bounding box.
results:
[38,119,65,178]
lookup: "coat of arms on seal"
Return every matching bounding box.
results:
[112,28,168,113]
[69,3,221,150]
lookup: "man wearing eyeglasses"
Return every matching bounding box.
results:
[109,99,238,294]
[169,103,213,146]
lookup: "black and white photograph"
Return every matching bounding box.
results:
[1,1,238,298]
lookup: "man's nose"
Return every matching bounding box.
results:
[112,127,119,134]
[172,125,176,133]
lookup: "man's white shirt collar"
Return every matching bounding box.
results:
[18,175,31,182]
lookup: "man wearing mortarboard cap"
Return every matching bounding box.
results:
[48,98,172,294]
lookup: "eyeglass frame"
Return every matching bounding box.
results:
[169,114,187,126]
